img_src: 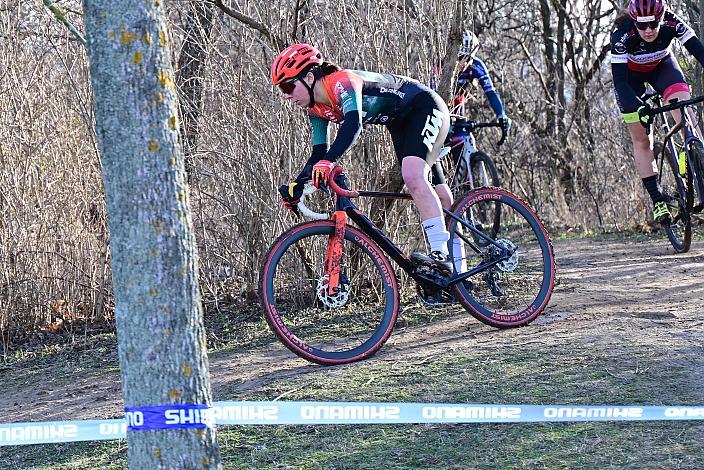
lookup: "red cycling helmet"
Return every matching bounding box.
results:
[271,44,324,85]
[628,0,666,21]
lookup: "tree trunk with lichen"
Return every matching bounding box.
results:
[82,0,220,467]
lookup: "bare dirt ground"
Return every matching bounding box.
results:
[2,235,704,424]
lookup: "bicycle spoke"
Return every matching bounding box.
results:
[261,222,398,364]
[448,189,554,327]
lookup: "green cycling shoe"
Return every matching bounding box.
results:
[653,199,679,225]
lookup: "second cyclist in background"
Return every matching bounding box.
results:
[610,0,704,224]
[448,30,511,161]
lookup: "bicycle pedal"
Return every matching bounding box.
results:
[419,296,454,307]
[411,259,438,276]
[413,265,451,282]
[416,287,455,306]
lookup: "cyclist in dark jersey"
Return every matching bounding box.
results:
[272,44,455,274]
[451,30,510,129]
[611,0,704,223]
[436,30,510,167]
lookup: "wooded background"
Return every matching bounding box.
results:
[1,0,702,348]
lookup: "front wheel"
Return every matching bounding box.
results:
[447,188,555,328]
[260,221,399,365]
[470,151,501,189]
[451,151,502,240]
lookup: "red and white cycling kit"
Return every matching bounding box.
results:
[610,11,704,121]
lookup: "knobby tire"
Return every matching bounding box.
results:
[260,220,399,365]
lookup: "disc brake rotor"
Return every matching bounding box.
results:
[316,274,350,308]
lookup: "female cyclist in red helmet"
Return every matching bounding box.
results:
[611,0,704,223]
[272,43,457,274]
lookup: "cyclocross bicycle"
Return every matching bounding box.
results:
[260,165,555,365]
[439,115,507,197]
[642,91,704,253]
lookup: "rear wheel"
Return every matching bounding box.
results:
[656,142,692,253]
[447,188,555,328]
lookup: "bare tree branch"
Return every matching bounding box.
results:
[212,0,286,50]
[42,0,86,45]
[436,0,466,103]
[517,39,551,98]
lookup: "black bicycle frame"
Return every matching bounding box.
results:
[331,188,513,290]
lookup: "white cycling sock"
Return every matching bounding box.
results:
[422,216,450,256]
[450,230,467,273]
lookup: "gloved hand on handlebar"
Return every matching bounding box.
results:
[498,115,511,134]
[311,160,336,189]
[278,181,305,215]
[637,104,653,133]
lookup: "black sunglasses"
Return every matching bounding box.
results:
[278,78,298,94]
[635,20,660,31]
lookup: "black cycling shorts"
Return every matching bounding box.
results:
[616,55,689,114]
[387,90,449,164]
[386,89,449,186]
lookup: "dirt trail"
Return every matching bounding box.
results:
[2,236,703,423]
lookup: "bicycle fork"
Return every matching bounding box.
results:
[324,210,347,295]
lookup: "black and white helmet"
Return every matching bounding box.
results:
[459,30,477,57]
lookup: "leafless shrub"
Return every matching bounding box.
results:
[1,0,699,347]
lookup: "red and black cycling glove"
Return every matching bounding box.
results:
[311,160,336,189]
